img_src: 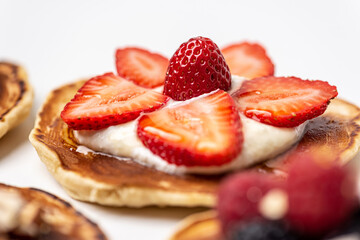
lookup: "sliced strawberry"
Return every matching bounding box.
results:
[61,72,169,130]
[115,47,169,88]
[221,42,274,79]
[137,90,243,167]
[232,76,338,127]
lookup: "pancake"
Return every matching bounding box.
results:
[169,211,220,240]
[0,62,33,139]
[0,183,106,240]
[29,80,360,207]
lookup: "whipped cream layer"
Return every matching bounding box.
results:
[74,76,306,175]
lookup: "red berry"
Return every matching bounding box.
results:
[232,76,338,127]
[137,90,243,166]
[217,172,284,233]
[221,42,274,79]
[163,36,231,101]
[116,47,169,88]
[61,72,169,130]
[286,154,357,236]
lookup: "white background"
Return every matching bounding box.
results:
[1,0,360,239]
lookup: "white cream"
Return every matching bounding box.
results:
[74,76,306,175]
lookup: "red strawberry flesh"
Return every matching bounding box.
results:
[221,42,274,79]
[61,72,169,130]
[116,47,169,88]
[164,36,231,101]
[137,90,243,167]
[232,76,338,127]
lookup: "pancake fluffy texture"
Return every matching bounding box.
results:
[0,183,107,240]
[29,80,360,207]
[0,62,33,139]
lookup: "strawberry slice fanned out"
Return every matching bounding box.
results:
[221,42,274,79]
[116,47,169,88]
[61,73,169,130]
[137,90,243,167]
[232,76,338,128]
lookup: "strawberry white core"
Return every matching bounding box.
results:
[73,76,306,174]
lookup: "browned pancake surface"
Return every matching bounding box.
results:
[0,183,106,240]
[0,63,25,119]
[265,98,360,171]
[29,80,360,207]
[0,62,33,139]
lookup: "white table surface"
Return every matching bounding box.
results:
[1,0,360,239]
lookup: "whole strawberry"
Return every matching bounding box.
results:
[163,36,231,100]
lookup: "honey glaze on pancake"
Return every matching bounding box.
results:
[0,62,26,121]
[32,80,360,194]
[0,183,107,240]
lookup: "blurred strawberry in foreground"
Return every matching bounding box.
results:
[286,154,357,236]
[217,152,358,239]
[232,76,338,127]
[217,172,285,234]
[163,36,231,101]
[61,73,169,130]
[116,47,168,88]
[221,42,274,79]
